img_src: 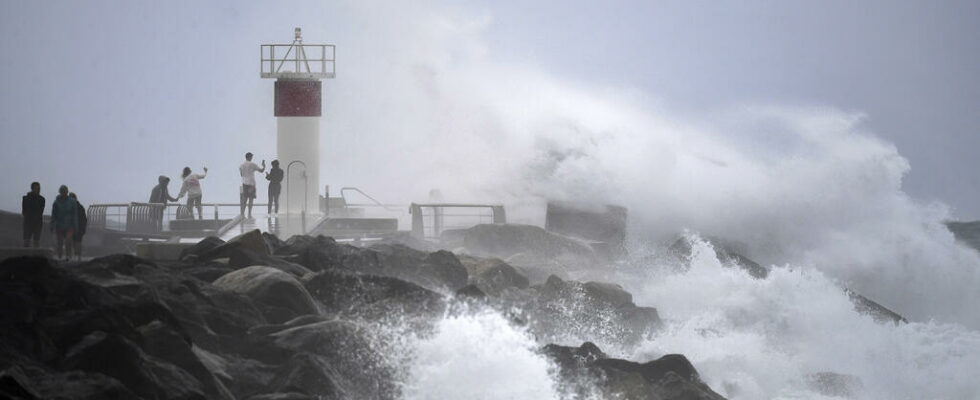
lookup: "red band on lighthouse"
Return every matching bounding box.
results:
[275,80,322,117]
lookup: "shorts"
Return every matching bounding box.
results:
[56,229,74,240]
[23,222,42,242]
[187,195,202,208]
[241,184,256,200]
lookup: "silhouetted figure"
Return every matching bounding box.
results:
[149,175,177,230]
[266,160,283,214]
[149,175,178,204]
[239,152,265,218]
[69,192,87,261]
[21,182,45,248]
[50,185,78,261]
[177,166,208,219]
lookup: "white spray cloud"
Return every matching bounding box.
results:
[324,1,980,328]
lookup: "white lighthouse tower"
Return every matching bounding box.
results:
[261,28,335,215]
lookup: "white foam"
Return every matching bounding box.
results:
[400,310,562,400]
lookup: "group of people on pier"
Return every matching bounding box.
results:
[147,152,285,219]
[21,182,87,261]
[20,152,286,261]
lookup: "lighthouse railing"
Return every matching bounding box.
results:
[260,43,336,79]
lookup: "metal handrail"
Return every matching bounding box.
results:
[409,203,507,239]
[340,187,400,211]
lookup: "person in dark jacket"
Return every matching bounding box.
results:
[149,175,177,229]
[50,185,78,261]
[149,175,178,204]
[69,192,87,261]
[265,160,284,214]
[22,182,45,248]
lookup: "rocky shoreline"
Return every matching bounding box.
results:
[0,228,727,399]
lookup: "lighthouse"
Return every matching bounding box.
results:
[261,28,335,215]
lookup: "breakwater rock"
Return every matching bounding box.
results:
[0,230,724,399]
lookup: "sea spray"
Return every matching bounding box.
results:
[400,309,563,400]
[611,235,980,399]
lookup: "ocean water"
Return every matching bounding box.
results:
[395,235,980,399]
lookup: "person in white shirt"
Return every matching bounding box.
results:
[176,166,208,219]
[239,152,265,218]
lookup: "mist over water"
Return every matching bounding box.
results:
[328,3,980,398]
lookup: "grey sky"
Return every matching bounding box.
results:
[1,0,978,218]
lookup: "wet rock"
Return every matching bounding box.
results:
[544,343,726,400]
[227,247,312,277]
[213,266,319,323]
[457,224,598,269]
[0,364,139,400]
[670,236,768,279]
[302,269,445,319]
[179,236,226,261]
[259,319,397,399]
[844,288,907,324]
[455,284,487,301]
[459,256,530,296]
[522,275,660,345]
[262,232,286,253]
[246,393,315,400]
[369,244,468,291]
[61,331,207,400]
[137,320,234,400]
[268,352,344,399]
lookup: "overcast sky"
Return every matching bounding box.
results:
[1,0,978,219]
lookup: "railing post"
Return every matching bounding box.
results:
[214,205,219,220]
[410,203,423,239]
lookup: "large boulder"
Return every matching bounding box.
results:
[669,236,768,279]
[60,331,207,400]
[522,275,660,345]
[258,320,397,399]
[458,256,529,296]
[302,269,445,320]
[0,364,139,400]
[543,343,726,400]
[213,266,319,323]
[369,244,469,292]
[456,224,598,269]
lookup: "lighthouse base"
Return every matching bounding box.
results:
[277,116,321,215]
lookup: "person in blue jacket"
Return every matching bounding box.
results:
[50,185,78,261]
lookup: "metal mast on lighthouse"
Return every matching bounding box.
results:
[261,28,335,216]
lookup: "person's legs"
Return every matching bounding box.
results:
[194,197,203,220]
[55,230,65,259]
[268,186,273,214]
[30,224,40,248]
[23,222,31,248]
[74,237,82,261]
[273,190,280,214]
[63,231,73,261]
[244,185,255,217]
[240,186,246,216]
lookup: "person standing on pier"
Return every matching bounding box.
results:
[177,166,208,219]
[22,182,45,248]
[50,185,78,261]
[265,160,283,215]
[69,192,87,261]
[150,176,178,204]
[239,152,265,218]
